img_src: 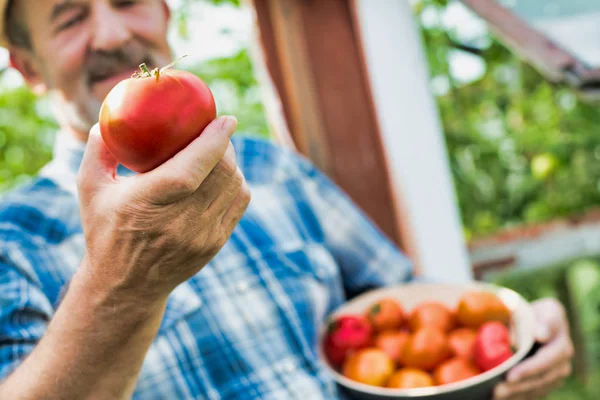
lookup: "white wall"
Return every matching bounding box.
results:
[352,0,473,283]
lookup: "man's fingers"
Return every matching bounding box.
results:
[532,299,568,342]
[77,124,119,198]
[507,333,573,382]
[187,141,239,212]
[496,362,572,399]
[207,167,245,215]
[221,178,251,229]
[137,115,237,204]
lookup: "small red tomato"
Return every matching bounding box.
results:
[409,302,455,333]
[401,328,450,371]
[433,358,480,385]
[366,298,405,332]
[456,291,511,329]
[100,62,217,173]
[474,322,513,372]
[323,315,373,368]
[375,330,409,364]
[448,328,477,360]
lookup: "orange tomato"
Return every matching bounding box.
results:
[401,328,450,371]
[433,358,480,386]
[375,331,409,364]
[448,328,477,360]
[386,368,434,389]
[366,298,405,332]
[342,348,394,387]
[456,291,511,329]
[409,302,455,333]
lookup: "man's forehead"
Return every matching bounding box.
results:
[23,0,83,20]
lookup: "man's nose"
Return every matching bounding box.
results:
[90,4,132,51]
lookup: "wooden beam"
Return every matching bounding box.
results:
[248,0,411,254]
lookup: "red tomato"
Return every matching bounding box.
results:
[323,315,373,368]
[409,302,455,333]
[474,322,513,372]
[366,298,405,332]
[433,358,480,385]
[100,63,217,173]
[448,328,477,360]
[401,328,450,371]
[375,330,409,364]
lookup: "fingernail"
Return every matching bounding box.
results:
[221,116,237,135]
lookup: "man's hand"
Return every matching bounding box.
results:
[78,115,251,301]
[0,115,251,400]
[494,298,574,400]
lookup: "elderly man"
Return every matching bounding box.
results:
[0,1,573,399]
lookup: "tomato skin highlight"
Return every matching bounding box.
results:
[99,68,217,173]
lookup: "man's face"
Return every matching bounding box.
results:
[12,0,172,134]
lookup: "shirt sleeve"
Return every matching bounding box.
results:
[296,159,416,298]
[0,259,52,380]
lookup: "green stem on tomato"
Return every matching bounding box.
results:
[139,63,151,76]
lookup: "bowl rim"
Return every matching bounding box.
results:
[318,282,536,398]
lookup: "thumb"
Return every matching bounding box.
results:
[77,124,119,197]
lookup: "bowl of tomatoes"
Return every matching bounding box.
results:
[319,282,536,400]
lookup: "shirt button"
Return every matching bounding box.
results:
[236,281,249,293]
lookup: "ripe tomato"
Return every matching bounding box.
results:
[100,62,217,173]
[433,358,480,386]
[342,348,394,387]
[474,321,513,372]
[386,368,434,389]
[375,330,409,364]
[408,302,455,333]
[448,328,477,360]
[323,315,373,368]
[366,298,405,332]
[456,291,511,329]
[401,328,450,371]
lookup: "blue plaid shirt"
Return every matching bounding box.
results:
[0,132,414,399]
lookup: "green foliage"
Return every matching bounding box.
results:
[416,0,600,239]
[0,87,57,192]
[189,49,270,139]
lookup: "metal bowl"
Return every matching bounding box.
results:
[319,282,536,400]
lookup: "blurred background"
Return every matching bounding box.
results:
[2,0,600,398]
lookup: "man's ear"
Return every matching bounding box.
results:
[162,1,171,25]
[9,49,47,95]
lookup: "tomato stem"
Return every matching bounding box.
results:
[139,63,151,76]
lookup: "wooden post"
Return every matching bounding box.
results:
[247,0,415,259]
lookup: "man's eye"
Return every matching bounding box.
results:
[115,0,136,8]
[58,15,85,32]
